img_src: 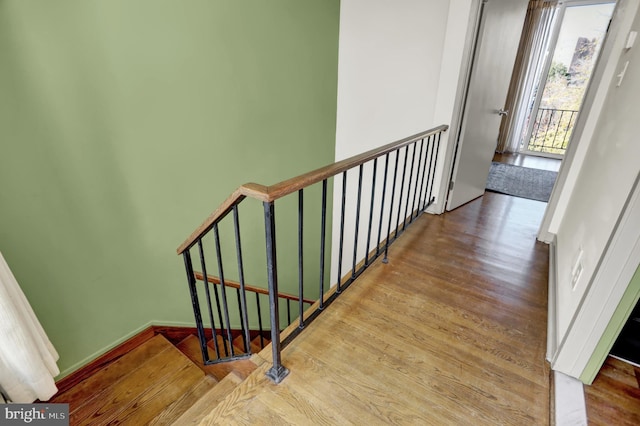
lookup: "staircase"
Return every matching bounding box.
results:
[51,332,270,425]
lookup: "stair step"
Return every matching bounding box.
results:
[233,334,269,354]
[71,335,204,425]
[176,334,259,382]
[51,334,171,406]
[251,334,270,353]
[148,375,217,425]
[209,333,244,356]
[172,371,244,425]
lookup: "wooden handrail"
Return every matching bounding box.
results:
[193,271,315,305]
[177,124,448,254]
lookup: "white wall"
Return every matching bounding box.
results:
[334,0,449,158]
[331,0,476,283]
[550,0,640,372]
[539,0,640,243]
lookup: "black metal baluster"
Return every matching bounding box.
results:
[183,250,210,363]
[365,159,378,266]
[336,172,347,292]
[351,165,364,278]
[384,150,401,263]
[235,289,245,352]
[422,136,437,211]
[410,139,425,223]
[287,299,292,325]
[233,205,251,354]
[417,136,431,214]
[263,201,289,384]
[298,189,304,328]
[256,293,264,348]
[426,132,442,206]
[376,154,390,256]
[402,143,418,231]
[531,109,544,149]
[213,224,234,357]
[394,146,410,238]
[542,109,553,149]
[552,110,565,148]
[197,240,220,359]
[318,179,327,310]
[563,111,576,147]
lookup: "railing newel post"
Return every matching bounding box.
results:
[263,200,289,384]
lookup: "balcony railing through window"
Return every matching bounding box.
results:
[526,107,578,156]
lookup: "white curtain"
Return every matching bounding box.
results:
[0,252,59,402]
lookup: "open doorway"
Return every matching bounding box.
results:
[487,0,615,202]
[522,1,615,158]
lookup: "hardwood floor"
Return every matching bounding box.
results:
[493,152,561,172]
[50,333,258,425]
[201,192,552,425]
[49,187,638,424]
[585,356,640,425]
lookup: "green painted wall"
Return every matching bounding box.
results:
[580,262,640,384]
[0,0,339,377]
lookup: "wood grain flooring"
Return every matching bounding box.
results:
[200,192,552,425]
[493,152,561,172]
[585,356,640,425]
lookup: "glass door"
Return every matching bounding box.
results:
[521,1,615,157]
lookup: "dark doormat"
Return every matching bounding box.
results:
[486,162,558,202]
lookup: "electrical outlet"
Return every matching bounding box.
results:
[571,261,583,290]
[571,248,584,290]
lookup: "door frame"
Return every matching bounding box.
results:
[430,0,484,214]
[442,0,485,212]
[538,0,630,243]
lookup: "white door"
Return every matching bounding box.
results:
[447,0,529,211]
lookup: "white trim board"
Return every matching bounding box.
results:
[547,237,558,362]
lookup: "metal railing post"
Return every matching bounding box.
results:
[263,201,290,384]
[183,251,209,363]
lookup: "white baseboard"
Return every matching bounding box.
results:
[547,237,558,362]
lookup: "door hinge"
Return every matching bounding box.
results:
[449,181,455,191]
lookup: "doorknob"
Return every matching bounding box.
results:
[496,109,509,116]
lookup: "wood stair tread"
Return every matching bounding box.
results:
[51,334,171,406]
[251,335,270,353]
[172,371,244,425]
[176,334,259,382]
[147,375,217,425]
[71,335,205,425]
[209,334,244,357]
